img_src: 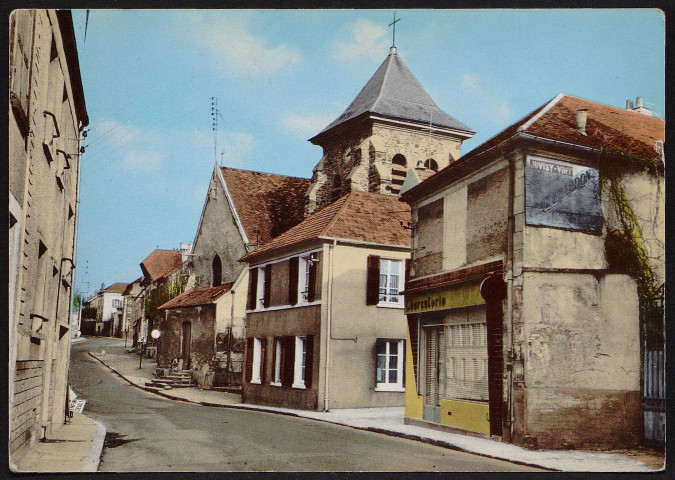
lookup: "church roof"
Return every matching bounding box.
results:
[310,49,475,143]
[220,167,310,246]
[241,191,410,262]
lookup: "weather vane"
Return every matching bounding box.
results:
[389,12,401,48]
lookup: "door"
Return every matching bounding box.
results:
[423,326,445,423]
[181,322,192,370]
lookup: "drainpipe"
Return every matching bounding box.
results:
[227,289,235,385]
[506,157,516,442]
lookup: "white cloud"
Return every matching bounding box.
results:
[124,151,161,171]
[335,19,390,62]
[461,73,513,122]
[220,133,256,167]
[201,21,302,76]
[280,112,336,138]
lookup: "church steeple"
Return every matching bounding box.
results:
[305,49,475,215]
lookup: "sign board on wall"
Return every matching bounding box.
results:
[525,155,602,234]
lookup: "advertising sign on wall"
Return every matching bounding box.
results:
[525,156,602,234]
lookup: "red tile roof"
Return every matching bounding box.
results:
[104,282,129,294]
[220,167,310,246]
[402,94,665,201]
[241,191,411,262]
[122,277,144,296]
[157,283,234,310]
[140,249,183,282]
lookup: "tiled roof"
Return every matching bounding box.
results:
[402,94,665,200]
[140,249,183,282]
[242,191,410,262]
[104,283,129,294]
[220,167,310,246]
[158,283,234,310]
[311,50,474,142]
[122,277,144,296]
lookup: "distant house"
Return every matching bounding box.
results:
[121,277,144,345]
[85,283,127,337]
[400,94,665,449]
[138,249,185,348]
[155,166,309,387]
[240,191,411,410]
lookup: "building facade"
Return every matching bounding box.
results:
[9,9,88,461]
[400,94,665,449]
[241,191,411,410]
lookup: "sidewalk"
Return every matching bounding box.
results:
[11,412,106,473]
[89,347,663,473]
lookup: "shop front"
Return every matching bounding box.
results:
[404,262,505,438]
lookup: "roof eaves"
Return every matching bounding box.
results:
[317,236,410,250]
[218,167,250,245]
[517,93,565,132]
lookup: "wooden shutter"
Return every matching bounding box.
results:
[282,337,295,386]
[288,257,299,305]
[366,255,381,305]
[245,338,254,382]
[307,260,317,303]
[263,265,272,308]
[305,335,313,387]
[247,268,258,310]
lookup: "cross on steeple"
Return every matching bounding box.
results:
[388,12,401,48]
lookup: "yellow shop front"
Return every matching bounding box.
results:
[404,266,505,438]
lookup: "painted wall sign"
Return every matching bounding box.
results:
[525,155,603,234]
[404,280,484,314]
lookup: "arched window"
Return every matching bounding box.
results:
[391,154,407,194]
[212,255,222,287]
[424,158,439,172]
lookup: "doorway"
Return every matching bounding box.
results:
[181,322,191,370]
[422,325,445,423]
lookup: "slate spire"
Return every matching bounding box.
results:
[310,49,475,143]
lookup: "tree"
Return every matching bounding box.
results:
[81,306,97,319]
[73,292,82,311]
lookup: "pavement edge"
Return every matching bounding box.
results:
[81,416,106,472]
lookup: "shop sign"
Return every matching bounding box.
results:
[404,280,484,314]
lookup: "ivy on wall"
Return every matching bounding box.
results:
[599,148,662,299]
[144,274,188,322]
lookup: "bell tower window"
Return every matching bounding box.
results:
[391,154,407,194]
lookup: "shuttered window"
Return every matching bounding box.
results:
[250,338,263,383]
[445,321,488,401]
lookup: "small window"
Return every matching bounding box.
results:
[293,336,307,389]
[272,337,282,386]
[379,259,403,305]
[376,339,405,391]
[212,255,222,287]
[256,267,266,309]
[424,158,439,172]
[391,154,408,194]
[298,255,316,303]
[251,338,262,384]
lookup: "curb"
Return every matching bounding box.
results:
[82,416,106,472]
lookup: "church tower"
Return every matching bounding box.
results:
[305,46,475,215]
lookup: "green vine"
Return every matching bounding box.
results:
[599,149,661,299]
[144,274,188,322]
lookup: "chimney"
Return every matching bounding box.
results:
[576,109,588,135]
[100,282,105,292]
[626,99,634,110]
[631,96,653,116]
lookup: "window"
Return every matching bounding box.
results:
[376,339,405,391]
[212,254,222,287]
[298,254,318,304]
[272,337,282,386]
[250,338,262,384]
[424,158,439,172]
[391,154,407,194]
[366,256,405,307]
[293,336,307,389]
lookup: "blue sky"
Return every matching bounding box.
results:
[70,9,665,298]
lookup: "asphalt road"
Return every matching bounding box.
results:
[70,337,541,472]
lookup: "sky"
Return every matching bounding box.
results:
[69,9,665,298]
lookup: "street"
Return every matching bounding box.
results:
[70,337,541,472]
